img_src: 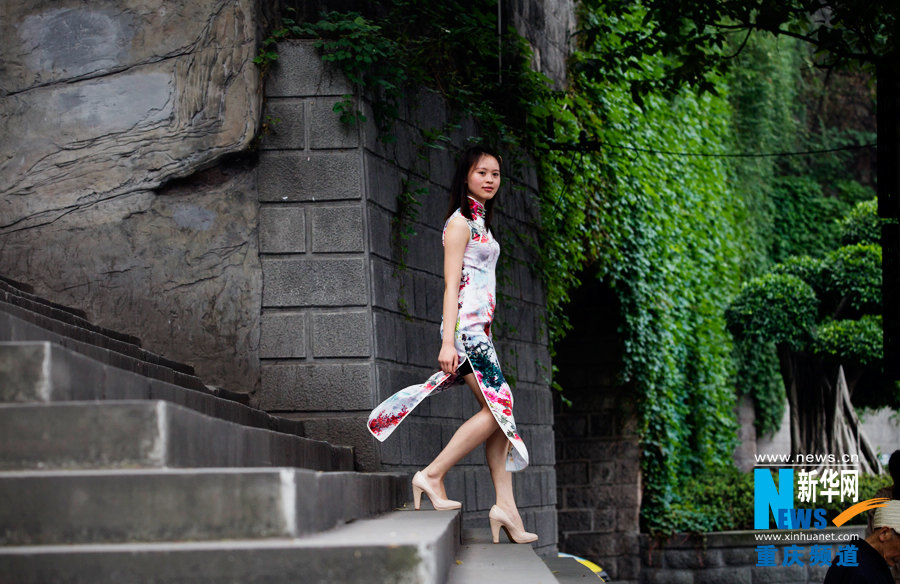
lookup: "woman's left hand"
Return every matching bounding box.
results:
[438,341,459,374]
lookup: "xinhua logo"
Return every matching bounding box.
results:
[752,467,889,568]
[755,468,888,529]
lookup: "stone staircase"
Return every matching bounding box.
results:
[0,277,583,583]
[0,339,465,582]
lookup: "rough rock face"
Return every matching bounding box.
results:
[0,0,262,390]
[504,0,574,88]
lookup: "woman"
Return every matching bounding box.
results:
[367,146,536,544]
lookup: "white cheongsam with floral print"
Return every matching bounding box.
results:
[367,197,529,471]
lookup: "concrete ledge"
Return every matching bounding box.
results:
[638,526,867,584]
[0,510,459,584]
[0,467,407,545]
[448,528,558,584]
[0,401,351,472]
[0,343,353,470]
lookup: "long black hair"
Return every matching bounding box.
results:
[445,145,502,232]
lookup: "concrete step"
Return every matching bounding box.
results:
[0,400,351,472]
[0,276,144,353]
[0,510,460,584]
[447,528,559,584]
[0,342,344,465]
[0,467,407,545]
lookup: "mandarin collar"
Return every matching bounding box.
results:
[468,197,486,220]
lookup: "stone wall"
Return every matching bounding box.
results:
[639,527,865,584]
[503,0,575,88]
[0,0,263,391]
[553,277,642,582]
[252,40,558,554]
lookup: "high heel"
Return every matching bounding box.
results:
[489,505,538,544]
[411,471,461,511]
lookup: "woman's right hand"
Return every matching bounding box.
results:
[438,341,459,374]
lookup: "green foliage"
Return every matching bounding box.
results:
[770,176,851,262]
[724,34,803,436]
[821,244,882,312]
[733,338,784,437]
[726,274,818,349]
[257,10,407,129]
[727,33,803,280]
[728,202,888,409]
[660,465,755,533]
[841,198,884,245]
[557,3,747,536]
[813,315,883,365]
[771,255,826,292]
[576,0,897,104]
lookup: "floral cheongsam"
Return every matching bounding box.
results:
[367,197,529,471]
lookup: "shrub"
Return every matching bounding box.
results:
[771,255,826,292]
[840,198,882,246]
[821,244,882,312]
[726,273,818,349]
[813,315,883,365]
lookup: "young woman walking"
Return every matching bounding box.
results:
[367,145,537,544]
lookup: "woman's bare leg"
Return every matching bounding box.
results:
[419,373,498,497]
[485,426,526,529]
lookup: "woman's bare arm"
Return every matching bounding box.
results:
[438,216,469,373]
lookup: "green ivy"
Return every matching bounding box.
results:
[841,199,884,245]
[771,176,850,262]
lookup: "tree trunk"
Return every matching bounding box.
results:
[776,345,881,474]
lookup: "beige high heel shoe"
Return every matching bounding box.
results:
[489,505,538,544]
[411,471,461,510]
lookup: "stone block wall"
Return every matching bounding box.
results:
[554,278,642,581]
[639,527,865,584]
[252,40,376,464]
[252,40,558,553]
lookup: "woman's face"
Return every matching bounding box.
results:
[466,154,501,204]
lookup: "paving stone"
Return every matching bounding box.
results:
[0,510,459,584]
[311,310,372,358]
[448,528,557,584]
[258,362,372,410]
[696,567,751,584]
